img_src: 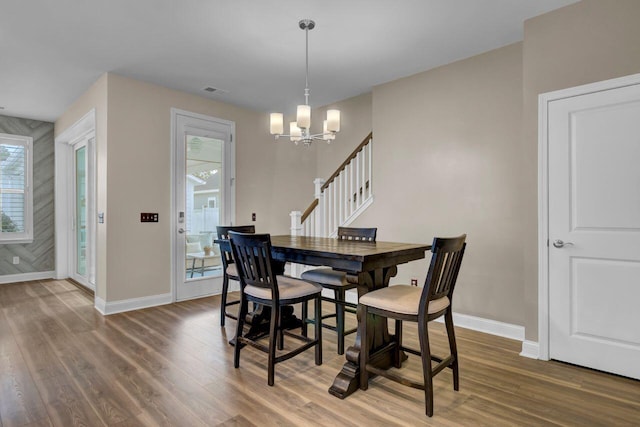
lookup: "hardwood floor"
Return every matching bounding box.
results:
[1,279,639,426]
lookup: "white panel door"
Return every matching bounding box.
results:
[548,81,640,379]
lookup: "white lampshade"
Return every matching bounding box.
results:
[297,105,311,129]
[326,109,340,132]
[290,122,302,142]
[270,113,284,135]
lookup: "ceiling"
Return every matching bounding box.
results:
[0,0,578,122]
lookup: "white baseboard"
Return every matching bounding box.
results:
[435,312,525,342]
[520,340,540,359]
[0,271,55,284]
[95,292,173,315]
[333,289,534,351]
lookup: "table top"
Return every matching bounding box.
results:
[269,235,431,273]
[186,252,218,260]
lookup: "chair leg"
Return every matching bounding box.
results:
[359,304,369,390]
[220,275,230,326]
[394,319,403,368]
[314,295,323,365]
[268,304,279,386]
[234,296,248,369]
[277,312,284,350]
[418,320,434,417]
[301,300,308,338]
[336,289,346,355]
[445,310,459,391]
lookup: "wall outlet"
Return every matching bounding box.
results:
[252,212,256,221]
[12,256,19,265]
[410,278,418,286]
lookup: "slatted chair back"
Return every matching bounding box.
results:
[228,231,279,301]
[215,225,256,326]
[337,227,377,242]
[419,235,467,320]
[217,225,255,268]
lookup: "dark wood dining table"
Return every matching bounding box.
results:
[269,235,431,399]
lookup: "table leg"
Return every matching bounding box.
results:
[329,265,398,399]
[200,259,205,276]
[190,258,196,278]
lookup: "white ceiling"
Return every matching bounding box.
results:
[0,0,578,122]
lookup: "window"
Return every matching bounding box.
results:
[0,133,33,243]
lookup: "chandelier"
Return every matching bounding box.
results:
[269,19,340,146]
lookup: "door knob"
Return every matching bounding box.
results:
[553,239,574,248]
[178,228,185,234]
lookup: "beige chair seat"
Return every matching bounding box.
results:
[299,226,378,356]
[301,268,348,287]
[226,263,238,278]
[359,285,450,316]
[245,275,321,301]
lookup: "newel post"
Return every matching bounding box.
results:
[314,178,325,237]
[290,210,302,236]
[289,210,303,277]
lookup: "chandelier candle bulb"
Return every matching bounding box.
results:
[270,113,284,135]
[290,122,302,142]
[297,105,311,129]
[326,109,340,132]
[323,120,335,141]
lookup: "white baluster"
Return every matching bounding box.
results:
[314,178,325,237]
[368,139,373,198]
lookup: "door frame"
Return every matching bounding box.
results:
[55,108,97,291]
[537,72,640,360]
[170,108,236,302]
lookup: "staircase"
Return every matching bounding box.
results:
[290,132,373,237]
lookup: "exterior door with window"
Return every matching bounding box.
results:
[70,138,95,289]
[173,109,235,301]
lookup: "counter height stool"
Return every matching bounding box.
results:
[216,225,255,326]
[300,226,377,355]
[229,231,322,386]
[359,234,467,417]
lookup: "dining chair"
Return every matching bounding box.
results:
[216,225,255,326]
[358,234,467,417]
[228,231,322,386]
[300,226,377,355]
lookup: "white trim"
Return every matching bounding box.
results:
[55,109,97,294]
[340,290,526,344]
[94,292,173,315]
[0,271,55,284]
[434,312,525,342]
[537,72,640,362]
[520,340,540,359]
[341,195,374,228]
[0,133,33,243]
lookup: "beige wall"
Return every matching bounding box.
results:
[360,43,525,325]
[521,0,640,340]
[57,73,315,302]
[313,92,373,180]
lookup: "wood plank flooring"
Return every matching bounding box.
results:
[1,279,639,426]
